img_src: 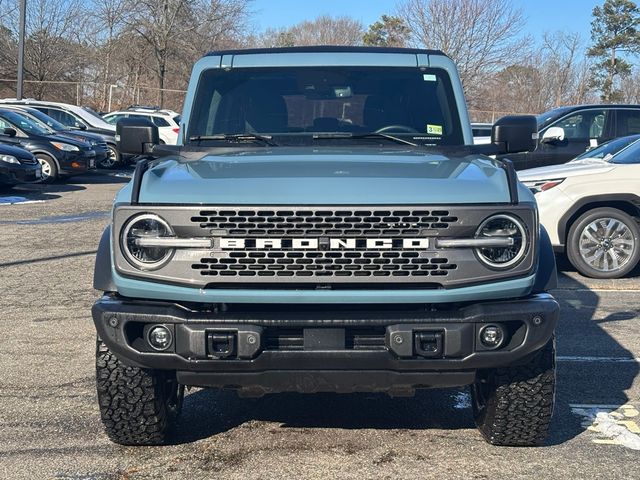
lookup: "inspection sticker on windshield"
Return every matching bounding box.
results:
[423,74,437,82]
[426,124,443,135]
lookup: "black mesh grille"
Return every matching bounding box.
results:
[192,209,458,237]
[193,251,457,278]
[18,156,38,165]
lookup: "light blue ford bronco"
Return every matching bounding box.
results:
[92,46,559,447]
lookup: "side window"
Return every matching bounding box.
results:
[104,114,127,125]
[617,110,640,136]
[152,116,170,127]
[553,110,609,140]
[0,117,11,130]
[47,108,85,128]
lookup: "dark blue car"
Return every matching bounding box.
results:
[0,143,41,186]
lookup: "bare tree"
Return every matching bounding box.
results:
[85,0,129,110]
[398,0,528,103]
[0,0,87,100]
[126,0,250,107]
[259,15,364,47]
[540,32,592,107]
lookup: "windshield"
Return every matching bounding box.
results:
[575,135,640,161]
[536,107,573,130]
[188,66,464,146]
[22,108,70,131]
[0,110,51,136]
[606,137,640,164]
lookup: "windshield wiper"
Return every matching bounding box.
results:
[312,132,418,147]
[189,133,278,146]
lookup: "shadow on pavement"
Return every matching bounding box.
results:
[546,273,639,446]
[66,168,133,185]
[171,388,473,445]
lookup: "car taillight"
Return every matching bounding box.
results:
[172,127,180,134]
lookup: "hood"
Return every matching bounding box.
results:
[518,158,615,182]
[56,130,105,143]
[44,133,92,148]
[0,142,33,159]
[131,147,516,205]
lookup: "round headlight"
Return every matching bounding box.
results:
[475,214,528,269]
[121,214,174,270]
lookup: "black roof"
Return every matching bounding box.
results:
[551,104,640,111]
[205,45,447,58]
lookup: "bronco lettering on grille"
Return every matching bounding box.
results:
[219,238,431,250]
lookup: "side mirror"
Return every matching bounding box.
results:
[492,115,538,154]
[116,117,158,155]
[3,127,17,137]
[540,126,565,144]
[76,123,87,131]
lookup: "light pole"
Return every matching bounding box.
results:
[108,84,117,112]
[16,0,27,100]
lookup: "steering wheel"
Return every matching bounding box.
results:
[374,125,419,134]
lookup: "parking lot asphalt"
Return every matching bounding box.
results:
[0,170,639,480]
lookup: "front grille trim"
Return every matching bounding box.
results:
[113,204,538,288]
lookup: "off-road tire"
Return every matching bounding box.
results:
[471,338,555,446]
[95,338,183,445]
[567,207,640,279]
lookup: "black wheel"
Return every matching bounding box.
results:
[95,338,184,445]
[100,145,120,169]
[471,338,555,446]
[36,154,58,183]
[567,207,640,279]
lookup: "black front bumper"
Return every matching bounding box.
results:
[92,294,559,396]
[0,162,41,185]
[57,150,96,175]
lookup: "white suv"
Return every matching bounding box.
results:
[103,106,181,145]
[519,135,640,279]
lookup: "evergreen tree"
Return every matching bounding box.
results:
[588,0,640,101]
[363,15,410,47]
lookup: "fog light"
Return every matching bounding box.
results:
[480,325,504,349]
[147,325,172,351]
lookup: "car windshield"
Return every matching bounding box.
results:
[605,137,640,164]
[23,108,71,131]
[536,107,573,130]
[188,66,464,146]
[0,110,51,135]
[575,135,640,161]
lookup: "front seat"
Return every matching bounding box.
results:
[245,91,288,133]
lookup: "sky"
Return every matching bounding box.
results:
[251,0,603,44]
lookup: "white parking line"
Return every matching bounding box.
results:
[557,356,640,363]
[570,404,640,450]
[0,196,45,206]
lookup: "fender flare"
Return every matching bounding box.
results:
[30,149,61,171]
[532,225,557,293]
[94,226,116,292]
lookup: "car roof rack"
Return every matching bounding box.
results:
[127,104,161,111]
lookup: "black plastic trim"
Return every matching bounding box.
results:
[130,158,152,205]
[93,226,116,292]
[532,226,557,293]
[500,158,519,204]
[92,294,559,386]
[204,46,447,57]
